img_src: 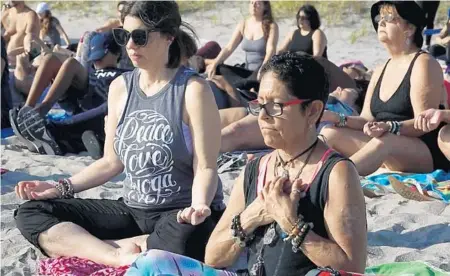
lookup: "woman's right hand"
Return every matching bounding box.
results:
[240,194,274,233]
[15,181,61,200]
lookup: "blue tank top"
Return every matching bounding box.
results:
[113,66,224,210]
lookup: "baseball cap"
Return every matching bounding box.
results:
[36,2,50,14]
[87,32,112,62]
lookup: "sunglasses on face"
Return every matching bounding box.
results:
[248,98,310,117]
[374,13,399,24]
[297,15,308,21]
[112,28,160,47]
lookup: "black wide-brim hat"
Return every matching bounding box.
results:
[370,1,426,32]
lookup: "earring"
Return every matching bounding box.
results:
[405,38,411,47]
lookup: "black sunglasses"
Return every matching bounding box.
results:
[112,28,160,47]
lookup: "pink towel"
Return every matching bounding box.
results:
[39,257,129,276]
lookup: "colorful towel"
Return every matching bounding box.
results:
[361,170,450,203]
[39,257,129,276]
[365,261,449,276]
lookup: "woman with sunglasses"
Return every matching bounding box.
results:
[320,1,450,175]
[14,1,224,267]
[123,53,366,276]
[277,4,327,58]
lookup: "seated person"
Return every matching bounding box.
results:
[125,53,367,276]
[416,1,441,49]
[277,4,327,58]
[208,0,278,86]
[1,1,40,65]
[14,1,224,268]
[9,31,128,155]
[188,41,222,74]
[429,17,450,64]
[36,2,70,48]
[415,108,450,166]
[320,1,450,176]
[1,36,12,129]
[219,55,360,153]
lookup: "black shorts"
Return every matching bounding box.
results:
[14,198,223,262]
[57,85,88,114]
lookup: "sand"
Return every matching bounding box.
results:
[1,2,449,275]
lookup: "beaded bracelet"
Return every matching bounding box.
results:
[387,121,401,135]
[336,113,347,127]
[231,214,255,248]
[55,178,75,199]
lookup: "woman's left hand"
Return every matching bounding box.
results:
[177,204,212,226]
[261,176,306,230]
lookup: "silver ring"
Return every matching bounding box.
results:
[292,189,302,194]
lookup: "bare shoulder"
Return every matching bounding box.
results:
[312,29,326,38]
[186,75,210,97]
[412,53,444,78]
[109,75,127,100]
[328,159,360,192]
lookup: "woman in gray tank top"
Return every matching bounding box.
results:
[277,4,328,58]
[208,0,279,80]
[14,1,224,268]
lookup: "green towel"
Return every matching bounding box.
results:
[365,261,449,276]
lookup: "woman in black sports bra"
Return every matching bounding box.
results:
[320,1,450,175]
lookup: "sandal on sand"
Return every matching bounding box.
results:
[389,176,436,202]
[362,182,391,198]
[17,106,62,156]
[8,107,41,153]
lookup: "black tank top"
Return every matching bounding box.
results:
[289,29,328,59]
[243,151,348,276]
[370,51,424,121]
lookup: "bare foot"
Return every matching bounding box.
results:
[114,243,141,267]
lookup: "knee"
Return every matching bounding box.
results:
[14,200,53,242]
[438,125,450,159]
[221,121,249,150]
[320,126,341,146]
[61,57,79,70]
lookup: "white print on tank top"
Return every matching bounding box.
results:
[115,109,181,205]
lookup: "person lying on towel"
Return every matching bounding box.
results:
[9,31,129,156]
[124,53,367,276]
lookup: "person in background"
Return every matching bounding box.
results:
[416,1,440,49]
[35,2,70,47]
[428,16,449,64]
[320,1,450,175]
[208,0,278,82]
[96,1,127,33]
[1,1,40,63]
[9,32,126,155]
[277,4,327,58]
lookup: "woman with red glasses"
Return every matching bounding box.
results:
[277,4,327,58]
[123,53,366,276]
[13,0,225,268]
[321,1,450,175]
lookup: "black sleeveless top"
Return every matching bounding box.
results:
[242,152,348,276]
[370,51,450,171]
[288,29,328,59]
[370,51,423,122]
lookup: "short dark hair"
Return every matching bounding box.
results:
[260,52,329,125]
[117,1,127,10]
[122,1,197,68]
[296,4,321,30]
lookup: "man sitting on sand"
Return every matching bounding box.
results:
[9,31,129,156]
[1,1,40,64]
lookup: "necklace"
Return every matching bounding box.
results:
[275,139,318,179]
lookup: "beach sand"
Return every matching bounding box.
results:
[1,2,449,275]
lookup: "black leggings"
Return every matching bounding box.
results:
[416,1,440,46]
[14,198,223,262]
[216,64,260,92]
[429,44,450,63]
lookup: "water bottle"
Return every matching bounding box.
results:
[47,108,70,122]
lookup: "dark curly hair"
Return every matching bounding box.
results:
[260,52,329,125]
[121,1,198,68]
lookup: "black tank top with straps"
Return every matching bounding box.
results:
[288,29,328,59]
[242,151,348,276]
[370,51,450,171]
